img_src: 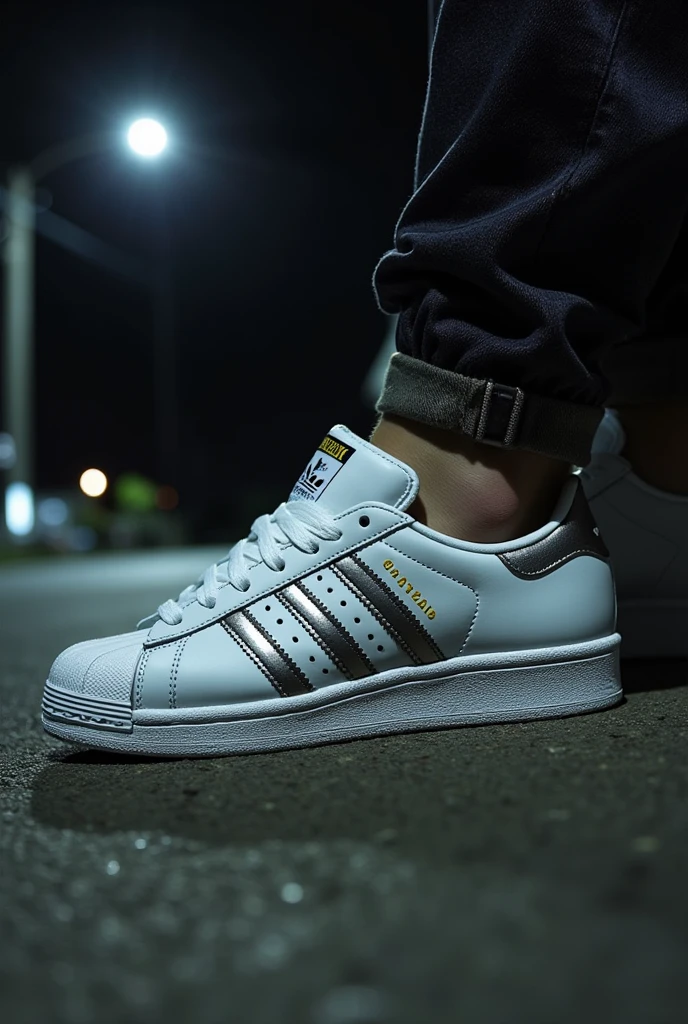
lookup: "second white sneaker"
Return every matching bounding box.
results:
[42,425,622,757]
[580,409,688,659]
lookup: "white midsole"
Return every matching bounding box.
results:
[133,634,620,726]
[43,634,623,757]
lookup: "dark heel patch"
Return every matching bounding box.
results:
[498,481,609,581]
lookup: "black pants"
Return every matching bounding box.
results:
[373,0,688,466]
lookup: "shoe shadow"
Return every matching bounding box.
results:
[30,658,685,853]
[32,735,470,858]
[620,657,688,694]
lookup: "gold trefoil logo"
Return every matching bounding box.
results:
[383,560,436,619]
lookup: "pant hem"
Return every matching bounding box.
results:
[376,353,603,466]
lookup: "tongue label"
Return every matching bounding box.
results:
[290,434,356,503]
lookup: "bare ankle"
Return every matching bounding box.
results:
[371,415,572,543]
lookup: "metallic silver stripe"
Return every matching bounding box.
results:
[334,556,444,665]
[280,584,374,680]
[224,610,312,697]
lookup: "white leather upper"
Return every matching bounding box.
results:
[360,531,615,657]
[145,503,412,644]
[584,463,688,600]
[48,423,618,713]
[288,424,419,511]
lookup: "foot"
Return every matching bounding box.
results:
[371,414,572,543]
[42,425,621,757]
[580,408,688,659]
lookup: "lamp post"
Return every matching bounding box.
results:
[2,166,36,535]
[1,120,168,538]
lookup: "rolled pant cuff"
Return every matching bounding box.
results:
[376,353,603,466]
[600,338,688,405]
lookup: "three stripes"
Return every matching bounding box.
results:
[221,554,444,697]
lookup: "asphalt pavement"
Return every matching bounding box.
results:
[2,550,688,1024]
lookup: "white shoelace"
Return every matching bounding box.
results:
[155,502,342,626]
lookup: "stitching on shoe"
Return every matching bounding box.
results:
[136,640,182,709]
[329,564,422,666]
[242,610,314,694]
[220,619,287,698]
[169,637,188,710]
[382,539,480,593]
[274,592,347,677]
[287,583,377,677]
[380,540,480,656]
[135,649,150,710]
[333,426,416,509]
[349,553,444,660]
[459,594,481,654]
[499,547,601,576]
[353,444,416,509]
[145,512,409,647]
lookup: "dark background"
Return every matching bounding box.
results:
[1,0,427,537]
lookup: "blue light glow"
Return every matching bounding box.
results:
[5,482,35,537]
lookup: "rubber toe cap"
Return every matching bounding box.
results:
[49,631,144,704]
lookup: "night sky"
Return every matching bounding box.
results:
[1,0,427,536]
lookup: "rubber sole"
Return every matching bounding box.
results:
[618,600,688,659]
[42,634,623,758]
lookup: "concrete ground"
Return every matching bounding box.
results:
[1,551,687,1024]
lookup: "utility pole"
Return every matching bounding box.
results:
[1,125,169,537]
[2,168,36,497]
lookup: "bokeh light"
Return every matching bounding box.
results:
[114,473,157,512]
[0,433,17,470]
[38,497,69,527]
[79,468,108,498]
[5,482,34,537]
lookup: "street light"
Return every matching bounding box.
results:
[127,119,168,158]
[1,119,168,539]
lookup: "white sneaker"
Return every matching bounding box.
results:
[42,426,622,757]
[579,409,688,659]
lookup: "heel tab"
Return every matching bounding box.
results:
[566,480,610,558]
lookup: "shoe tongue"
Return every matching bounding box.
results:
[288,425,419,513]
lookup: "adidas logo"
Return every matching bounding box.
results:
[290,434,357,503]
[302,458,328,493]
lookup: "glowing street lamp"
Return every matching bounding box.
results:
[127,119,168,158]
[2,117,168,539]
